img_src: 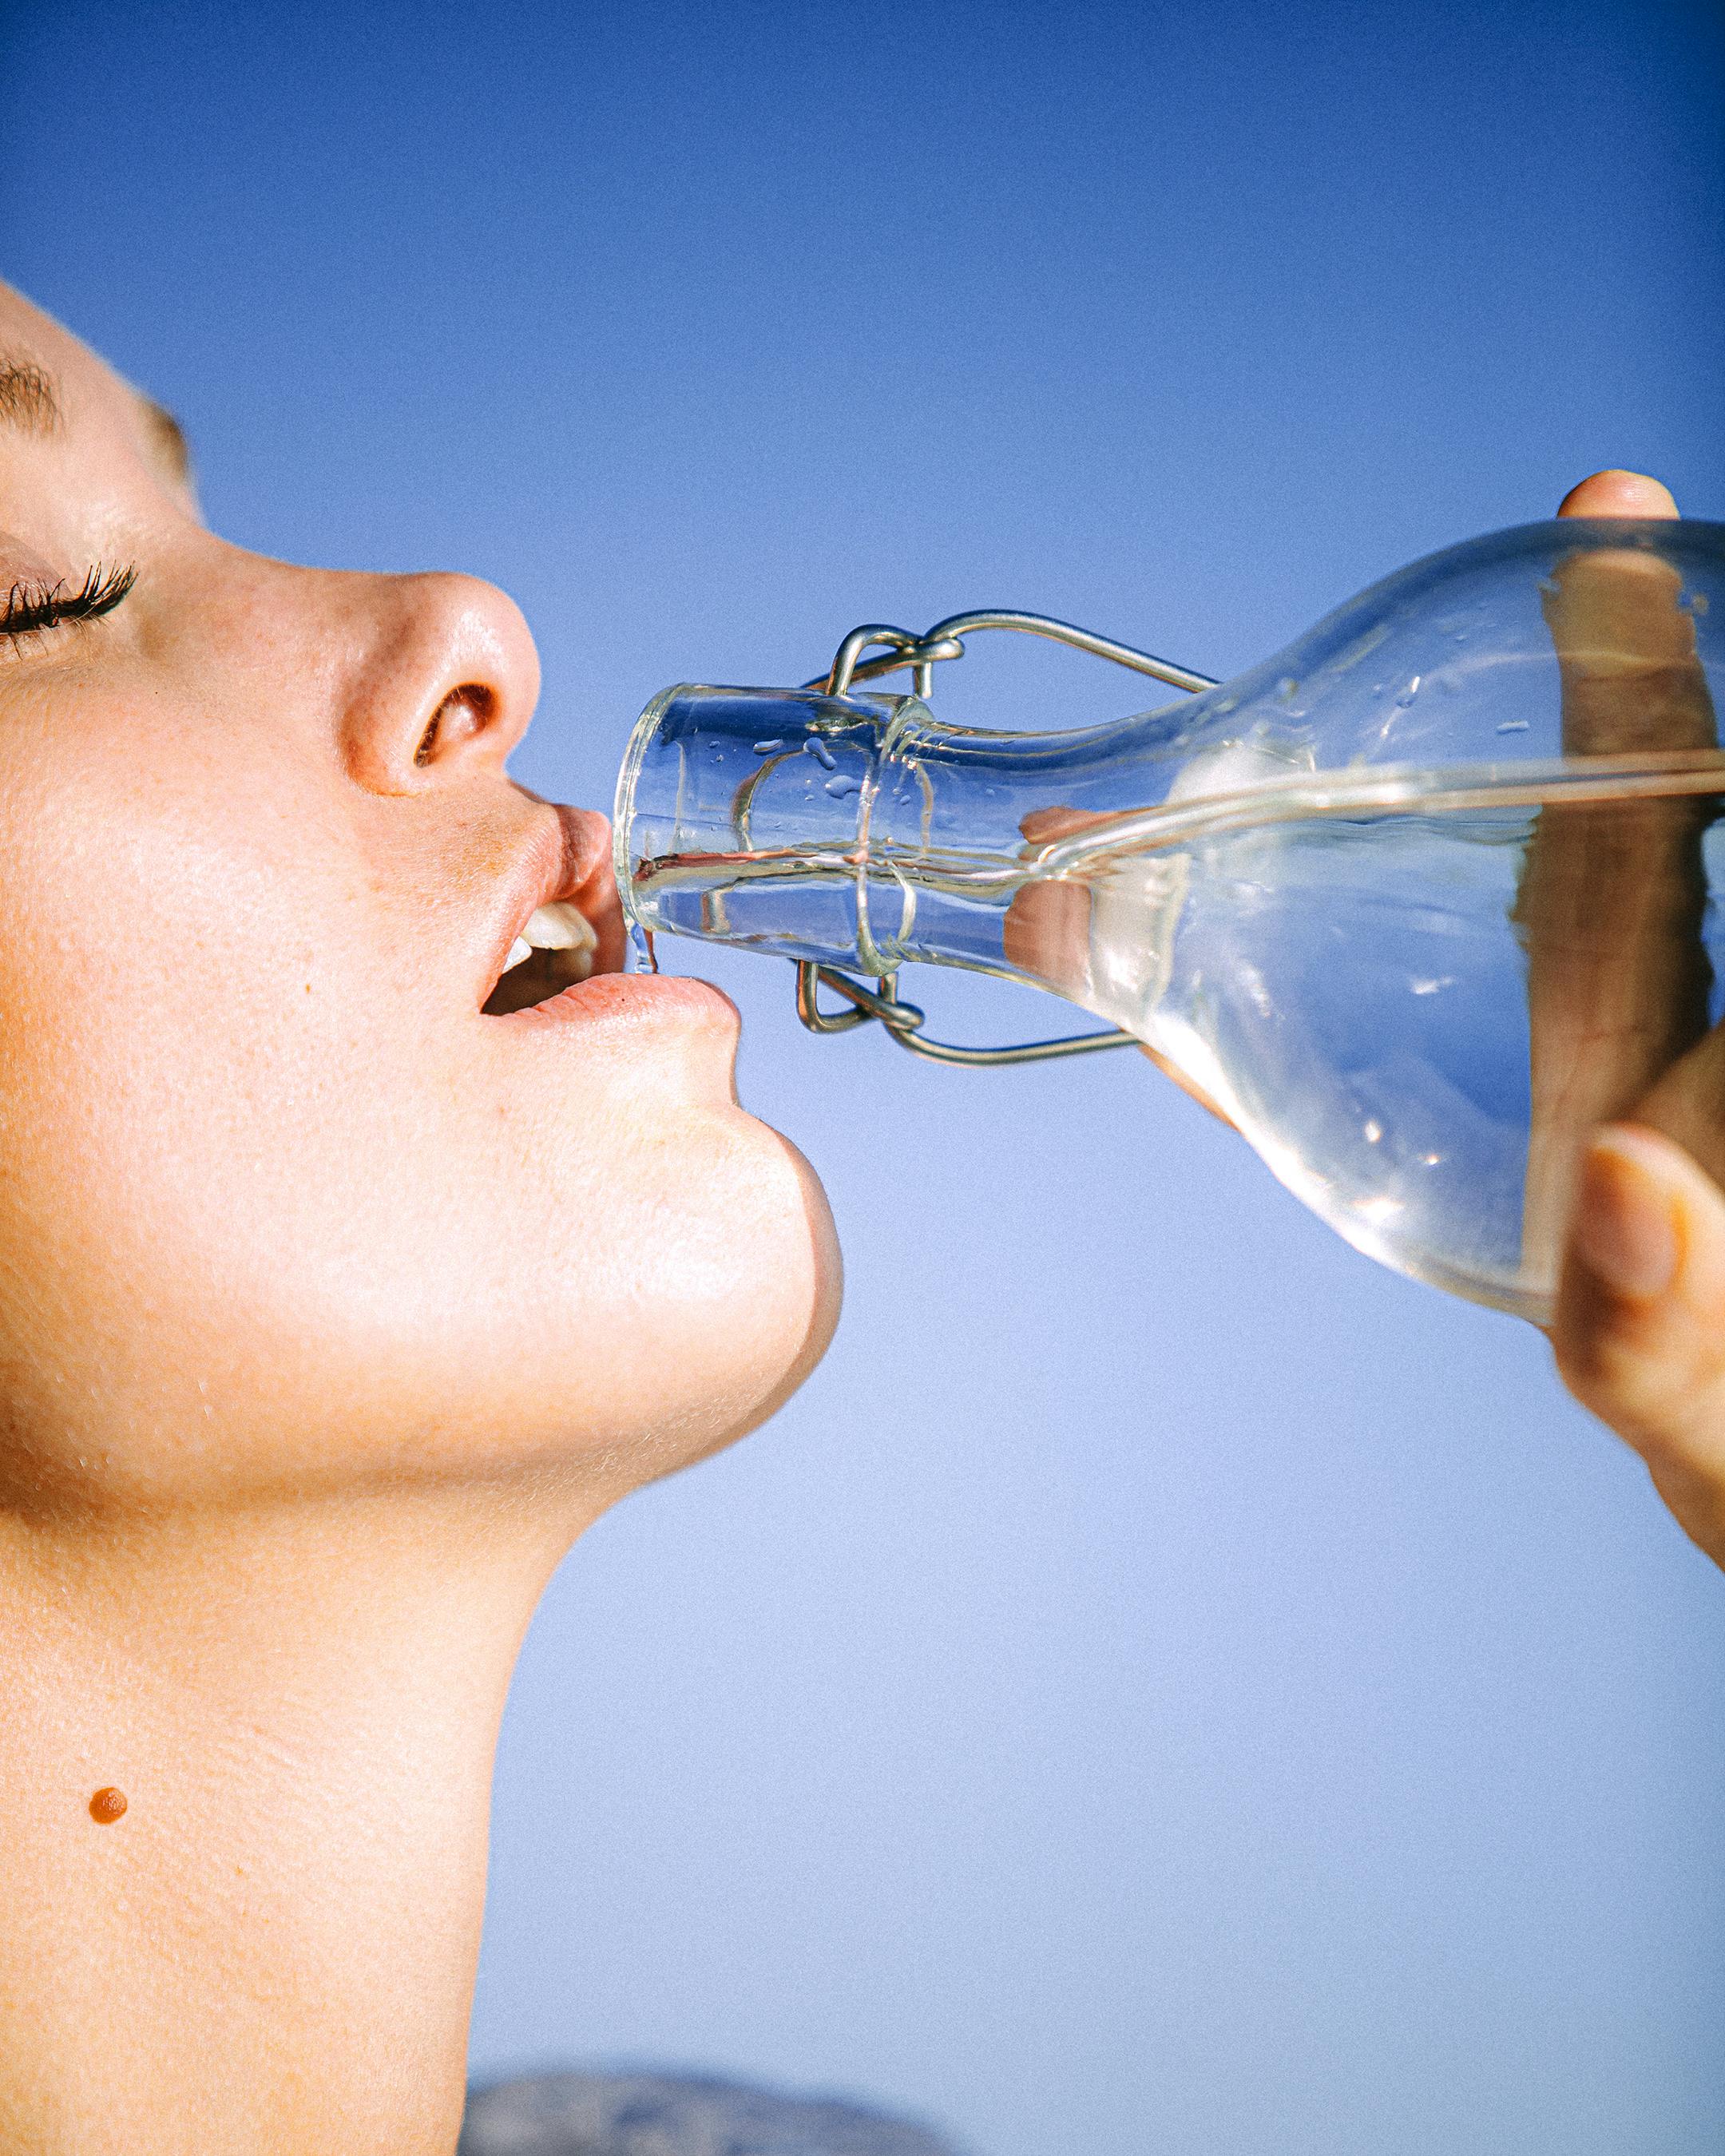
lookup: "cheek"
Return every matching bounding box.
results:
[0,745,839,1505]
[0,932,428,1494]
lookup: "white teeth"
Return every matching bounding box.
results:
[523,901,597,956]
[523,902,597,980]
[498,903,598,985]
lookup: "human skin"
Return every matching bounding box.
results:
[0,283,839,2153]
[1546,472,1725,1571]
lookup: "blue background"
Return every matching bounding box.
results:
[7,4,1723,2150]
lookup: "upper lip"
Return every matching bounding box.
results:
[481,801,626,1008]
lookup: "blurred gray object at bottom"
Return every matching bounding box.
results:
[458,2071,968,2156]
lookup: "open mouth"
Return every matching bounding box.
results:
[481,901,603,1015]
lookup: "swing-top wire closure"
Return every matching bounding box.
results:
[789,610,1218,1066]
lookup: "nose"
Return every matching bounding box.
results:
[329,569,543,796]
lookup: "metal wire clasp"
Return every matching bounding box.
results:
[791,608,1217,1068]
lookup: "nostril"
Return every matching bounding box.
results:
[415,682,498,767]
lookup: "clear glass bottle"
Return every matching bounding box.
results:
[615,517,1725,1319]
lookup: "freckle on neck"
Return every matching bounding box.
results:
[89,1787,127,1824]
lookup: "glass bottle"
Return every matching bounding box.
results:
[614,517,1725,1319]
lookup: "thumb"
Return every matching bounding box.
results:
[1553,1124,1725,1567]
[1556,468,1679,519]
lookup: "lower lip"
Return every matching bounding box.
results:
[493,968,740,1036]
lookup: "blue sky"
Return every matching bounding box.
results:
[7,4,1723,2150]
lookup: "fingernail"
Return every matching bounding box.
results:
[1572,1130,1681,1299]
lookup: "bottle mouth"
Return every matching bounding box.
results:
[612,682,674,936]
[613,682,929,972]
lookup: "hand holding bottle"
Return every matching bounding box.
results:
[1544,470,1725,1570]
[997,466,1725,1569]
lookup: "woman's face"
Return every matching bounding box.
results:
[0,283,839,1514]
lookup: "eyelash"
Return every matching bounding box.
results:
[1,561,138,645]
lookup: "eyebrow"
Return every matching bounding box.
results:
[0,355,62,434]
[0,350,192,485]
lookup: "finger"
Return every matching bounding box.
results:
[1629,1020,1725,1191]
[1005,803,1124,1009]
[1513,472,1715,1283]
[1004,808,1102,995]
[1542,478,1708,759]
[1001,874,1095,993]
[1017,807,1116,846]
[1000,864,1235,1124]
[1556,469,1679,519]
[1003,807,1237,1126]
[1136,1041,1235,1127]
[1554,1124,1725,1567]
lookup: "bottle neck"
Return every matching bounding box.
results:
[614,683,1175,989]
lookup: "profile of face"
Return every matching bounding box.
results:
[0,283,839,1520]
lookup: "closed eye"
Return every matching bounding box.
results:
[2,561,137,644]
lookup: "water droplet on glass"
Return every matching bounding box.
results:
[1495,719,1529,733]
[752,739,784,755]
[805,738,838,771]
[824,774,862,799]
[1394,676,1422,707]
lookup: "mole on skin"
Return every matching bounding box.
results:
[88,1787,127,1824]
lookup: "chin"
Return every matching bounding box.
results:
[611,1105,843,1482]
[428,1096,843,1499]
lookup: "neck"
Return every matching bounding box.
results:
[0,1477,596,2154]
